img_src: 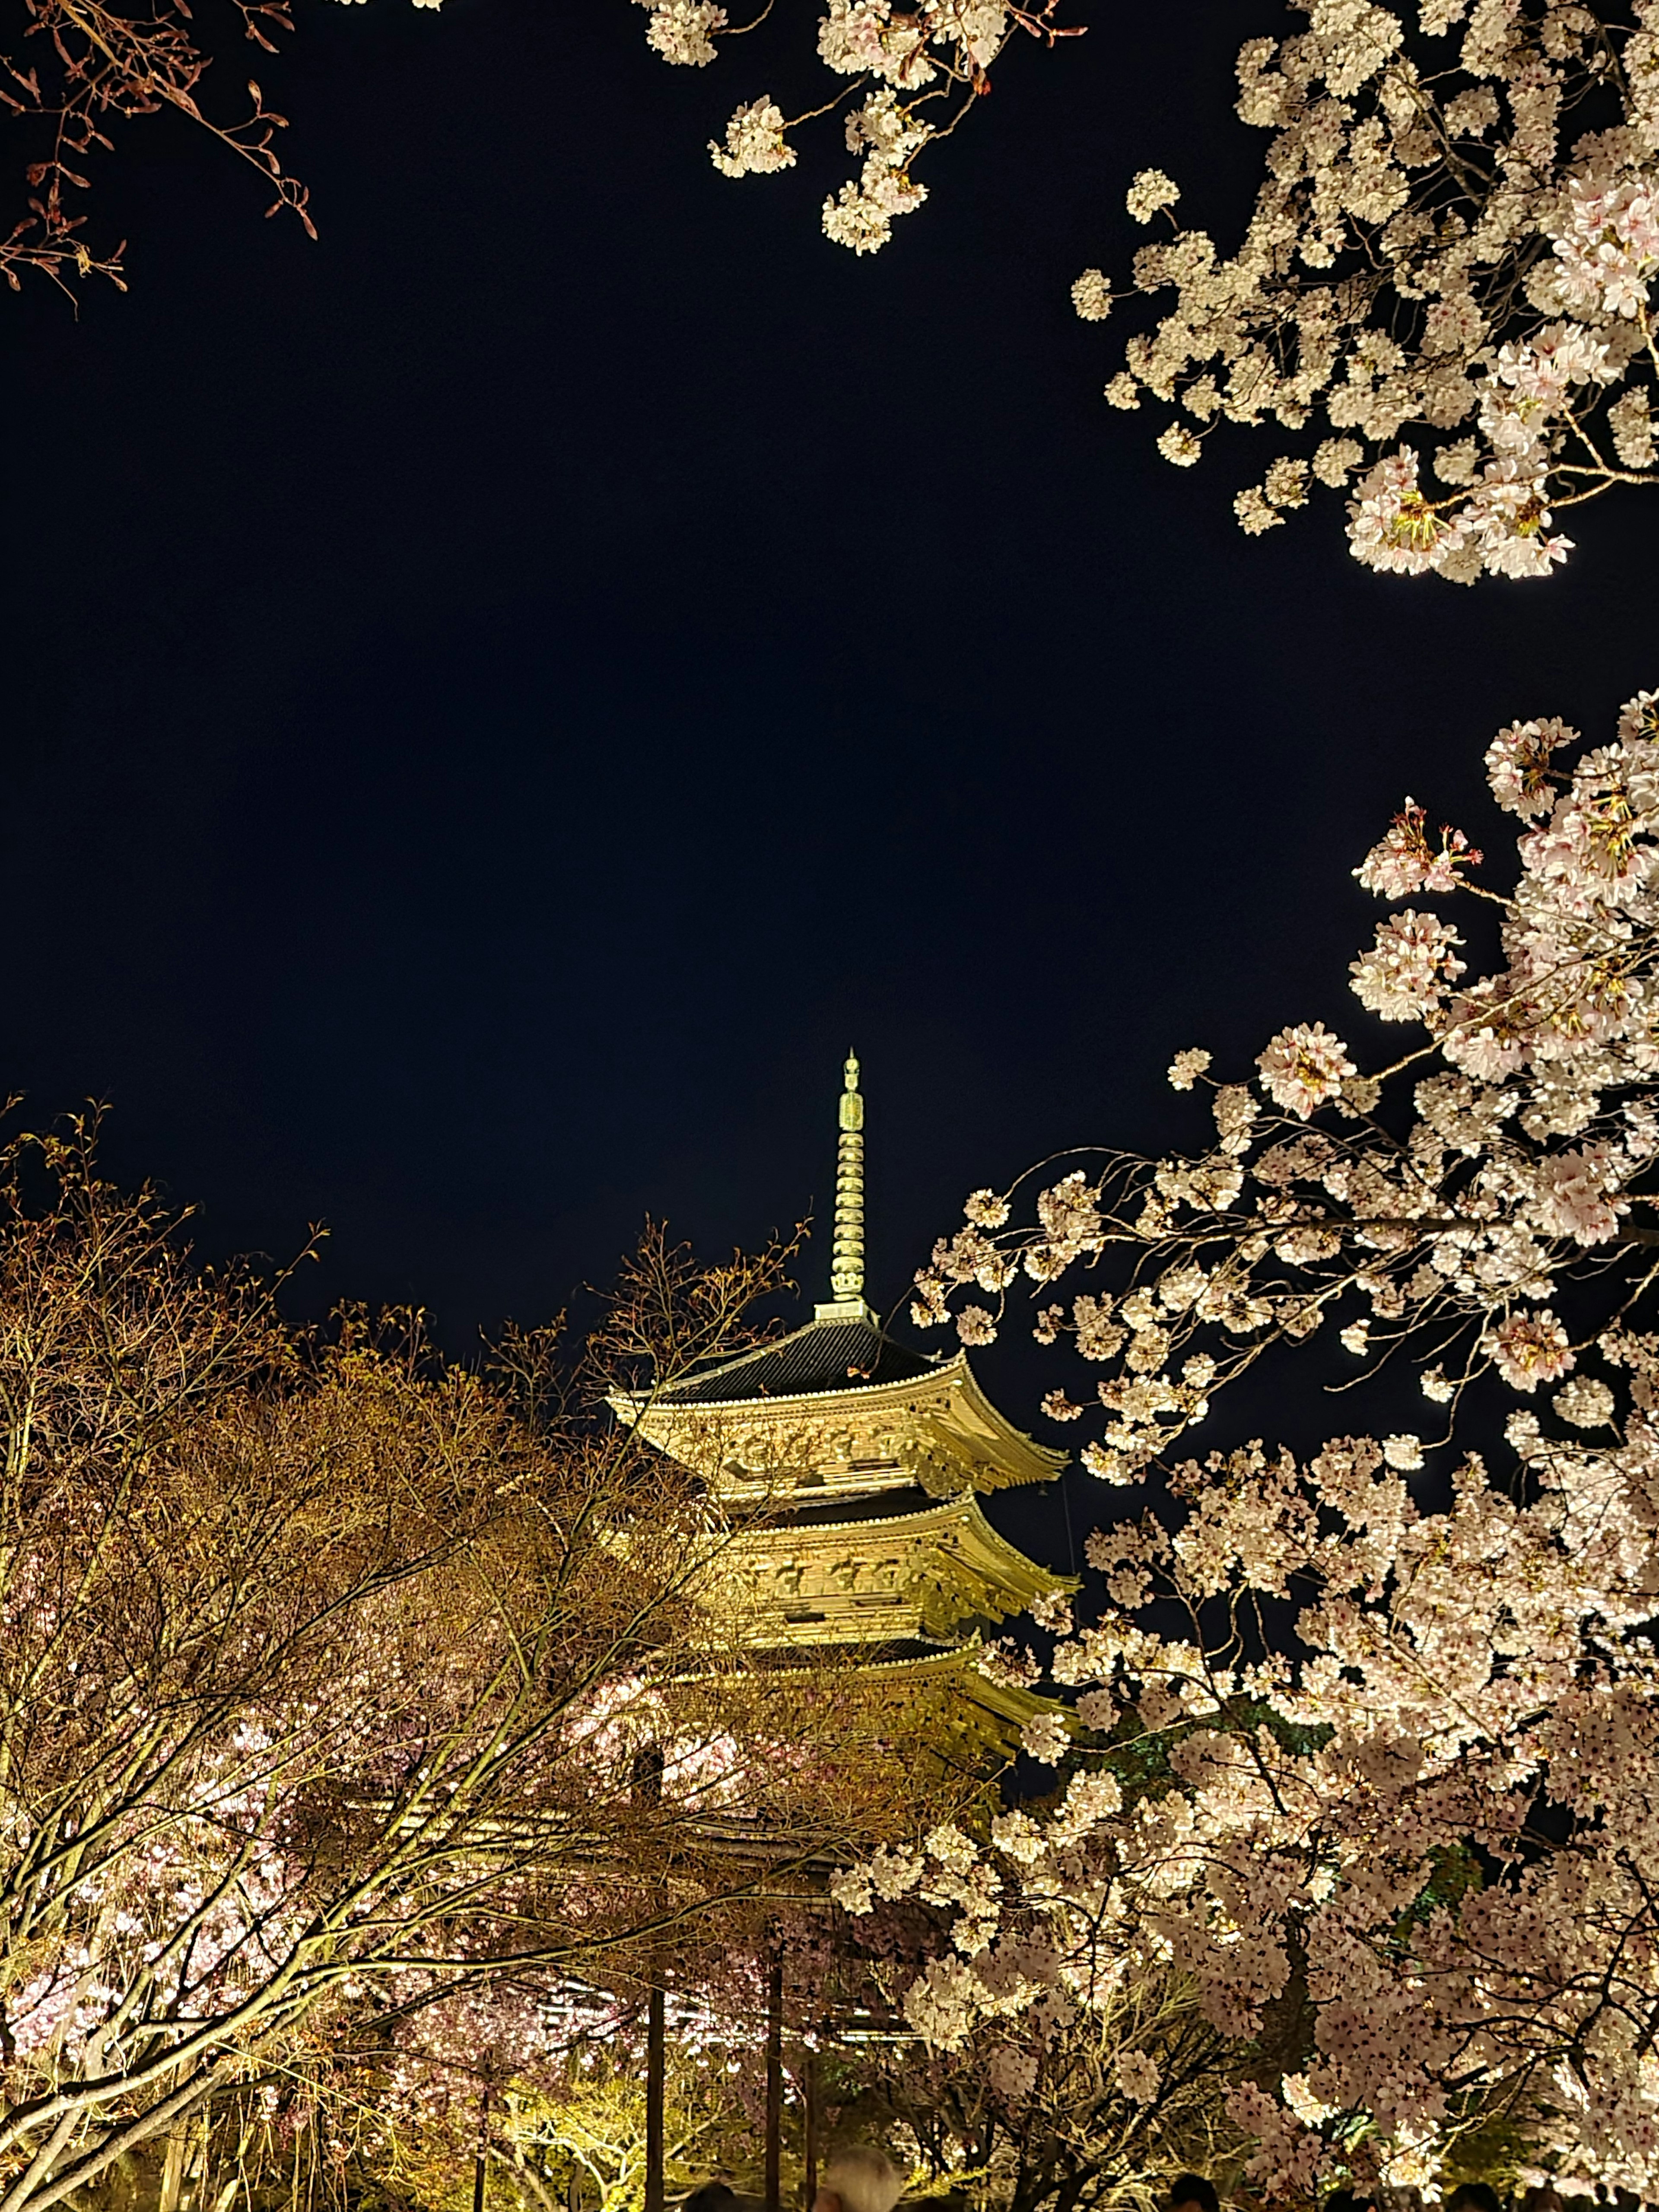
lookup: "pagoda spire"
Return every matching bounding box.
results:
[814,1051,876,1326]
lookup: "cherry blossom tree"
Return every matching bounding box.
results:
[832,1894,1255,2212]
[324,2005,749,2212]
[4,0,1087,292]
[1071,0,1659,581]
[0,1132,871,2212]
[828,683,1659,2202]
[637,0,1659,579]
[302,1844,1253,2212]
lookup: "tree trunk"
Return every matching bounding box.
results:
[636,1739,667,2212]
[158,2129,187,2212]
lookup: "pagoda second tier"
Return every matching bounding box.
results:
[707,1482,1070,1650]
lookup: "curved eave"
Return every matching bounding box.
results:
[850,1643,1074,1731]
[943,1355,1068,1486]
[610,1357,945,1426]
[612,1350,1066,1491]
[662,1640,1070,1709]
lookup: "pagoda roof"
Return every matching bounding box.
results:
[729,1640,1069,1738]
[611,1060,1065,1500]
[844,1642,1074,1747]
[614,1314,1066,1499]
[661,1315,932,1404]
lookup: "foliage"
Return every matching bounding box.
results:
[640,0,1659,578]
[0,0,325,294]
[353,2030,750,2212]
[853,1948,1255,2212]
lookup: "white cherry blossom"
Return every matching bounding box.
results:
[879,690,1659,2195]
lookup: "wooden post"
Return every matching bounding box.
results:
[634,1742,667,2212]
[473,2082,491,2212]
[801,2045,818,2212]
[764,1950,784,2212]
[645,1983,666,2212]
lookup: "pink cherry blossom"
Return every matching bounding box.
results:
[883,688,1659,2199]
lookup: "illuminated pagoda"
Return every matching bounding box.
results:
[616,1054,1075,1775]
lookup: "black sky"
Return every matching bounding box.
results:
[8,0,1656,1568]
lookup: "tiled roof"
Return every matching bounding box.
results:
[662,1317,935,1405]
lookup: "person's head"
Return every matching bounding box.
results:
[681,2188,738,2212]
[1447,2188,1503,2212]
[1322,2191,1376,2212]
[815,2148,904,2212]
[1167,2175,1220,2212]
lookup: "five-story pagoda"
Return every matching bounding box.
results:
[614,1055,1075,1775]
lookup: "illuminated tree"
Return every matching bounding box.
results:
[0,1130,856,2212]
[1071,0,1659,581]
[836,684,1659,2200]
[640,0,1659,578]
[626,0,1083,255]
[330,2021,749,2212]
[3,0,325,293]
[818,1897,1254,2212]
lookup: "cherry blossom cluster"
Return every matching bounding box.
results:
[915,687,1659,1476]
[629,0,1084,255]
[869,688,1659,2192]
[1071,0,1659,578]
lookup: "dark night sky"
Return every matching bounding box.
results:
[8,0,1656,1565]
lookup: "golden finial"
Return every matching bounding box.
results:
[816,1051,874,1325]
